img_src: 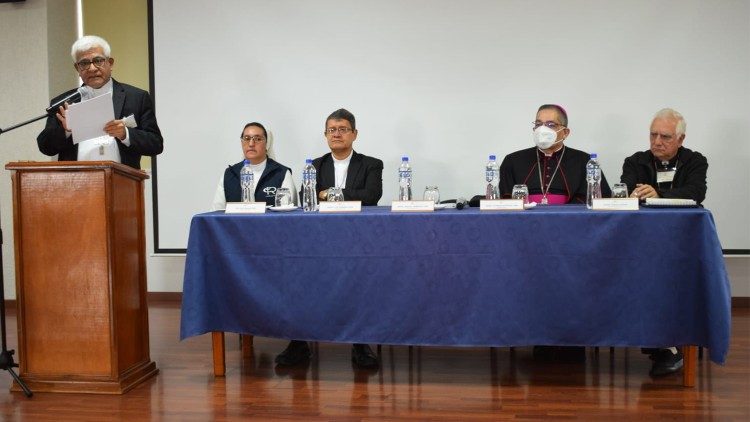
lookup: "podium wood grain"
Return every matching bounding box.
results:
[5,161,158,394]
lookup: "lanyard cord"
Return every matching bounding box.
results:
[653,159,679,190]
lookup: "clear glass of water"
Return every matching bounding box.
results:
[423,186,440,204]
[612,183,629,198]
[512,184,529,204]
[326,187,344,202]
[274,187,292,207]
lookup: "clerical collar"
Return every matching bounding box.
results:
[537,145,564,159]
[652,151,679,169]
[80,78,113,100]
[333,151,353,164]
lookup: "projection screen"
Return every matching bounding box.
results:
[151,0,750,252]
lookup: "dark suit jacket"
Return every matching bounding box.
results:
[36,79,163,170]
[313,151,383,205]
[620,147,707,204]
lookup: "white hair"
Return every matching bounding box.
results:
[653,108,686,136]
[71,35,111,61]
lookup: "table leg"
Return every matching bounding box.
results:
[682,345,697,387]
[241,334,254,358]
[212,331,226,376]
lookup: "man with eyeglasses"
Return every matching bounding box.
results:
[620,109,707,378]
[312,108,384,205]
[275,108,383,370]
[499,104,611,205]
[621,108,707,204]
[37,35,163,170]
[211,122,297,209]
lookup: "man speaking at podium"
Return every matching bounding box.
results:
[36,35,163,170]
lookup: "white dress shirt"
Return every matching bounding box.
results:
[76,79,128,163]
[333,151,353,188]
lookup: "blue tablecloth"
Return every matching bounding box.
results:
[180,205,732,364]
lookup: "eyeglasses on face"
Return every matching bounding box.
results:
[533,121,565,130]
[650,132,676,142]
[75,56,108,71]
[325,127,353,135]
[240,135,266,144]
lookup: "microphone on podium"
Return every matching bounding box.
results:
[45,87,85,115]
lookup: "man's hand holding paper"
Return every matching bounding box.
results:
[65,91,115,144]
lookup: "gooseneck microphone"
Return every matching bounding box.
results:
[45,87,85,115]
[1,87,87,136]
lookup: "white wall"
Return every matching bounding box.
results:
[146,0,750,297]
[151,0,750,252]
[725,258,750,298]
[0,0,77,300]
[143,172,185,291]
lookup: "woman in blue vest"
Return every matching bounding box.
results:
[212,122,297,209]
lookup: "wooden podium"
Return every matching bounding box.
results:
[5,161,158,394]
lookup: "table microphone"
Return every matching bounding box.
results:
[456,197,469,210]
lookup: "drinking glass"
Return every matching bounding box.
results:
[326,187,345,202]
[612,183,629,198]
[512,184,529,204]
[423,186,440,204]
[274,187,292,207]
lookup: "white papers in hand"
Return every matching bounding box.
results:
[66,92,115,145]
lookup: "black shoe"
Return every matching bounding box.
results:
[649,349,683,377]
[556,346,586,363]
[351,344,379,369]
[641,347,659,360]
[275,340,311,366]
[533,345,555,361]
[533,346,585,363]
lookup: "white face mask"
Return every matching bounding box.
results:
[533,125,563,150]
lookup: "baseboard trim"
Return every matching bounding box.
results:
[4,292,184,310]
[147,292,183,303]
[4,294,748,308]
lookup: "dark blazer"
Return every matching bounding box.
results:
[36,79,163,170]
[620,147,707,204]
[313,151,383,205]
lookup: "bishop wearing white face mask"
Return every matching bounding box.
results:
[499,104,612,204]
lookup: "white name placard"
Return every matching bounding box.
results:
[480,199,524,211]
[592,198,639,211]
[391,200,435,212]
[319,201,362,213]
[224,202,266,214]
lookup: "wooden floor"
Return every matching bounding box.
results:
[0,304,748,421]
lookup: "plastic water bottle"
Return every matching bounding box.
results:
[302,158,318,212]
[485,154,500,200]
[240,160,254,202]
[586,153,602,209]
[398,156,412,200]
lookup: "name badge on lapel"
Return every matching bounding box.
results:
[656,170,676,184]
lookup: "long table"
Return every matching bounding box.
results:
[180,205,732,387]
